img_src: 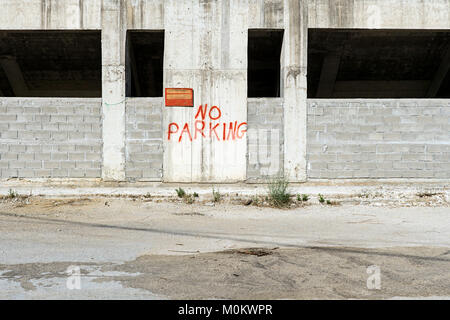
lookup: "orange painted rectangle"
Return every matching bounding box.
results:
[165,88,194,107]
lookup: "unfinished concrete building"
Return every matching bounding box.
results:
[0,0,449,183]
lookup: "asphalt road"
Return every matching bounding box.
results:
[0,198,449,299]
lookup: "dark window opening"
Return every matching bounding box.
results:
[126,31,164,97]
[0,30,101,97]
[248,29,284,98]
[308,29,450,98]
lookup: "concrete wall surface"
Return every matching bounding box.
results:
[0,0,102,30]
[307,99,450,179]
[0,0,449,182]
[1,0,449,31]
[125,98,163,181]
[308,0,450,29]
[0,98,102,178]
[162,1,250,183]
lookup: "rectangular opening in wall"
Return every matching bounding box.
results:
[248,29,284,98]
[0,30,101,97]
[308,29,450,98]
[126,30,164,98]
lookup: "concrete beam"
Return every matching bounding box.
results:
[282,0,308,182]
[101,0,127,181]
[426,47,450,98]
[0,56,29,96]
[308,0,450,30]
[316,53,341,98]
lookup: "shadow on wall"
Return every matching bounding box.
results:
[308,29,450,98]
[0,30,101,98]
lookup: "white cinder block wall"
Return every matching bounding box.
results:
[0,98,102,178]
[307,100,450,179]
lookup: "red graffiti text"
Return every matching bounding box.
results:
[167,104,247,142]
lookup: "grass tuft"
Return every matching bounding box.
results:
[267,176,291,208]
[8,189,19,199]
[318,194,325,204]
[175,187,186,198]
[297,194,309,202]
[212,188,221,203]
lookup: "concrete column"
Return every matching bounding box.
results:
[101,0,127,180]
[282,0,308,182]
[163,0,248,183]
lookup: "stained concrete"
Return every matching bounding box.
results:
[0,0,449,182]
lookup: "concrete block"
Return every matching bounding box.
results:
[2,131,18,139]
[61,161,76,169]
[85,169,101,178]
[86,153,102,161]
[69,132,85,140]
[58,145,76,152]
[76,161,92,169]
[43,161,60,169]
[25,161,42,169]
[52,153,68,161]
[85,132,102,140]
[52,169,69,177]
[26,145,42,152]
[23,107,40,114]
[17,169,35,177]
[9,161,26,169]
[69,153,85,161]
[1,153,18,160]
[9,145,26,153]
[125,169,143,179]
[34,169,52,177]
[34,131,51,139]
[68,169,85,178]
[1,169,18,177]
[18,153,34,161]
[50,115,67,123]
[42,107,58,114]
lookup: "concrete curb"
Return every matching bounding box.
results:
[0,179,448,201]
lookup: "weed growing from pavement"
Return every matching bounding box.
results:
[176,187,186,198]
[318,194,325,204]
[184,194,195,204]
[212,188,221,203]
[8,189,19,199]
[318,194,340,206]
[268,176,291,208]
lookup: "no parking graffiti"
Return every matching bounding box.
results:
[167,104,247,142]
